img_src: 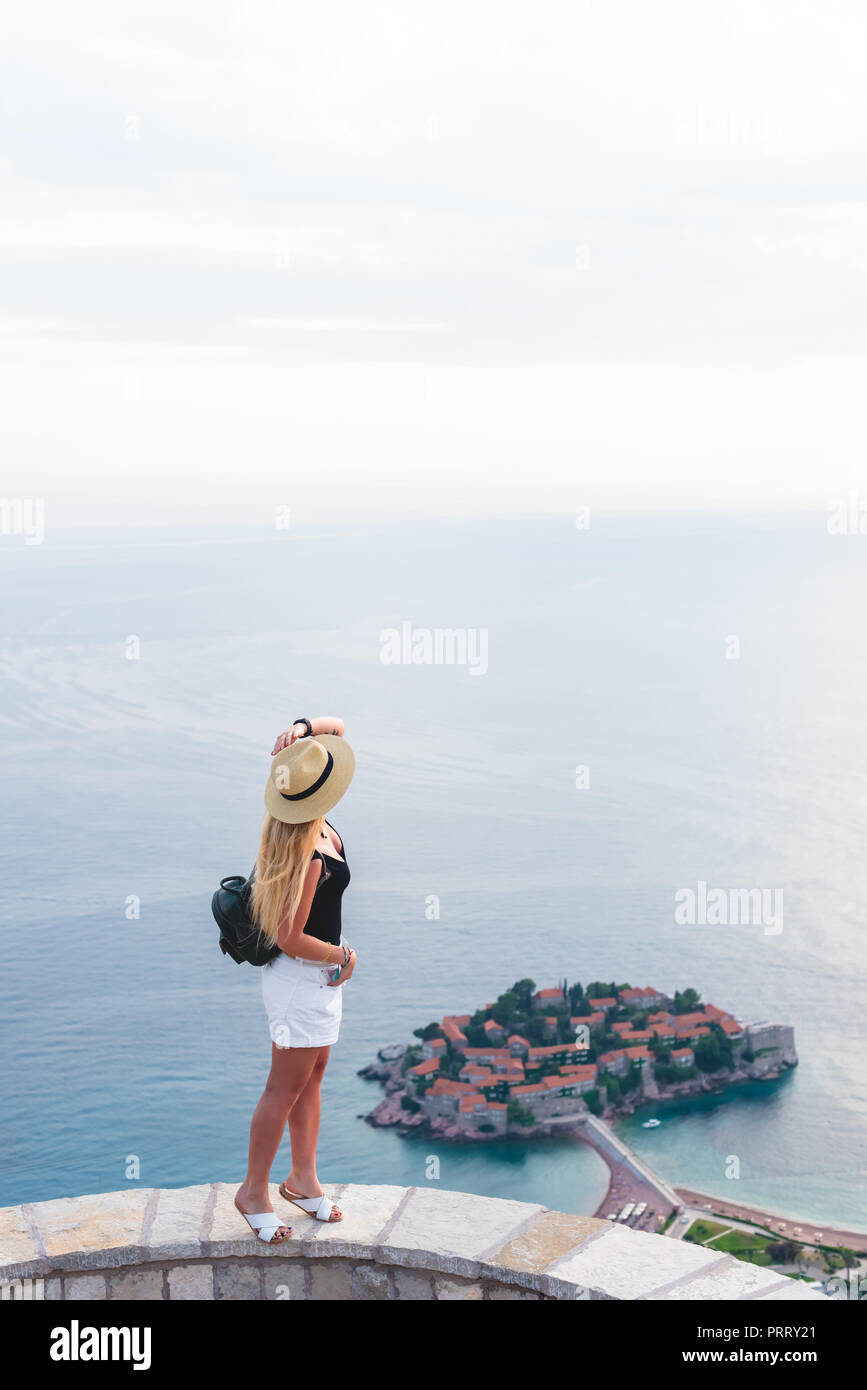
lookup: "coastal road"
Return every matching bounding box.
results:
[554,1118,677,1230]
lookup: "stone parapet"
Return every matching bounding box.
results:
[0,1184,826,1301]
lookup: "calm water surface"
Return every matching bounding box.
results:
[1,511,865,1229]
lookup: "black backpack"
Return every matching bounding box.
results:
[212,872,281,967]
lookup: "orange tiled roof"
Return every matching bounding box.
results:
[704,1004,731,1020]
[408,1057,441,1076]
[428,1078,477,1097]
[619,986,662,1002]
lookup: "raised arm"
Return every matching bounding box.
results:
[271,715,345,755]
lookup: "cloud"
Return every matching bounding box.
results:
[1,0,865,496]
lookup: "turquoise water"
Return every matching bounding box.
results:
[1,510,865,1229]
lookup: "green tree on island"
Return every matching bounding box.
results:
[694,1028,734,1073]
[511,979,536,1012]
[654,1060,697,1084]
[491,991,519,1026]
[583,1089,603,1116]
[464,1022,490,1047]
[621,1061,642,1094]
[520,1015,551,1045]
[507,1099,536,1128]
[673,987,702,1014]
[567,981,585,1013]
[412,1022,443,1042]
[559,1015,579,1044]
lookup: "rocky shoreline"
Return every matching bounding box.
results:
[358,1054,430,1135]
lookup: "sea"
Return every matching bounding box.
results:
[1,507,865,1230]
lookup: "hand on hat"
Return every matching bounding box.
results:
[271,725,307,755]
[271,716,345,756]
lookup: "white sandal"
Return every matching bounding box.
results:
[279,1183,341,1222]
[234,1197,292,1243]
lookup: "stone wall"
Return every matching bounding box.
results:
[0,1183,826,1301]
[744,1023,798,1073]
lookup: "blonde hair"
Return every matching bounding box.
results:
[251,813,324,945]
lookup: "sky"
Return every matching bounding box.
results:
[1,0,866,519]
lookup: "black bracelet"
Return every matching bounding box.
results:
[293,717,313,738]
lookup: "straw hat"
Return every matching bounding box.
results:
[264,734,355,824]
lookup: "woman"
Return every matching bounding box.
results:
[234,715,356,1243]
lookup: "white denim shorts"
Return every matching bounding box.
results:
[261,947,344,1049]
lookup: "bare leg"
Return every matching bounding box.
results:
[235,1044,320,1240]
[284,1046,343,1222]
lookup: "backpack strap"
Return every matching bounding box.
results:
[311,849,331,887]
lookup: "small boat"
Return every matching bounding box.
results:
[642,1118,661,1129]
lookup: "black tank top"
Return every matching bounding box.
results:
[302,823,350,946]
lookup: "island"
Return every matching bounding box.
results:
[359,978,798,1140]
[358,981,867,1280]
